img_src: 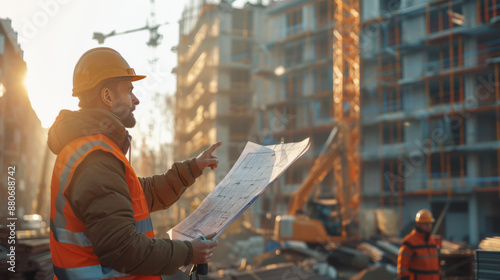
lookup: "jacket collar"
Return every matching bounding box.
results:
[48,108,130,155]
[413,227,431,243]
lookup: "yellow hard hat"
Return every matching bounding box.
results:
[72,47,146,97]
[415,209,435,223]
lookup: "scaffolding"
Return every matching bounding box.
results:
[360,0,500,235]
[173,2,263,231]
[258,0,336,198]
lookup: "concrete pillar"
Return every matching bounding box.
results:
[304,5,313,31]
[465,114,477,144]
[466,153,479,189]
[463,1,478,26]
[215,117,230,182]
[401,16,425,45]
[464,74,477,101]
[463,38,477,67]
[468,193,480,246]
[362,0,380,22]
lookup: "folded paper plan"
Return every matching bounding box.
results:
[168,138,311,241]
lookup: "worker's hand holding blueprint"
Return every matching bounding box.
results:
[168,138,310,241]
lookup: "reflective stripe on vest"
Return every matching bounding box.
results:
[53,264,129,280]
[51,218,153,247]
[53,140,113,229]
[409,268,439,275]
[50,135,158,280]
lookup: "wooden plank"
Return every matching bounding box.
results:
[375,209,398,235]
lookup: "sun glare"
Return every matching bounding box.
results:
[0,82,5,98]
[25,71,77,128]
[25,73,49,127]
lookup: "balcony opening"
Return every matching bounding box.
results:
[286,9,303,36]
[284,73,303,99]
[428,2,463,34]
[383,159,405,192]
[476,111,498,143]
[382,121,403,145]
[428,77,460,106]
[284,40,304,67]
[231,39,252,62]
[316,0,330,27]
[479,0,500,23]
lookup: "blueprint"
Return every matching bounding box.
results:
[168,138,310,241]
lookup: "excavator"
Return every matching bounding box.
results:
[274,126,351,243]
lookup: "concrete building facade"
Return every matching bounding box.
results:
[359,0,500,245]
[250,0,336,230]
[173,0,500,245]
[0,18,52,221]
[173,1,266,226]
[249,0,500,244]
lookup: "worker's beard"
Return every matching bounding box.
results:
[112,101,136,128]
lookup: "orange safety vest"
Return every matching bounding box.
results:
[50,134,160,280]
[397,229,440,280]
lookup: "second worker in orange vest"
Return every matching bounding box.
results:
[48,47,220,279]
[397,209,440,280]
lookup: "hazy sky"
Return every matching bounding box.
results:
[0,0,193,129]
[0,0,261,152]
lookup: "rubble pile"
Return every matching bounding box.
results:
[197,228,477,280]
[229,263,333,280]
[0,221,480,280]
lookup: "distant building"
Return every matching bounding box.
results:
[251,0,335,230]
[173,1,266,225]
[132,137,176,237]
[254,0,500,245]
[173,0,500,245]
[0,18,52,221]
[359,0,500,245]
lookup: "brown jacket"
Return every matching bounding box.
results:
[47,108,202,275]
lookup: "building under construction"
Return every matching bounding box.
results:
[360,0,500,246]
[173,0,500,246]
[0,19,53,222]
[173,1,266,225]
[251,0,338,231]
[250,0,500,246]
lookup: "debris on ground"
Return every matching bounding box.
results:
[349,265,397,280]
[0,238,53,280]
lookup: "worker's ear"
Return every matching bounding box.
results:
[101,88,113,107]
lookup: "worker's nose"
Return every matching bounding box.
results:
[132,93,140,106]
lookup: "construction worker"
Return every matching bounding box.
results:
[397,209,440,280]
[48,47,220,279]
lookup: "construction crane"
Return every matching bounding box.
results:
[92,22,167,47]
[92,0,167,53]
[332,0,361,240]
[274,0,360,244]
[91,0,167,128]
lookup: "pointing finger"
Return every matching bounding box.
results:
[206,142,222,154]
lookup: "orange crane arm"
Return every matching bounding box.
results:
[287,126,340,215]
